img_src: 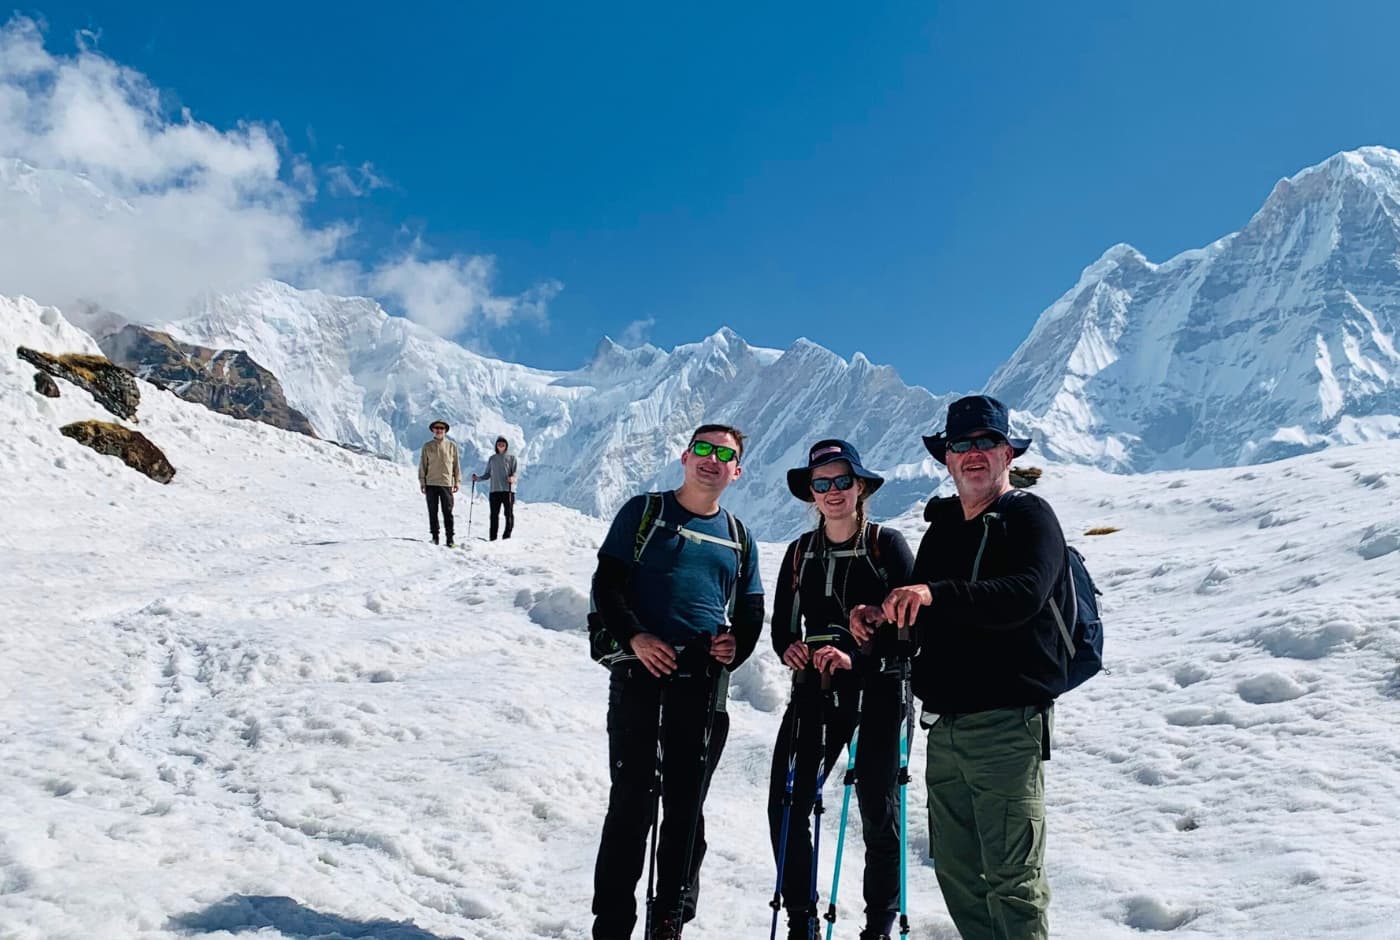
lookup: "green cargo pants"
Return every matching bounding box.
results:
[924,706,1050,940]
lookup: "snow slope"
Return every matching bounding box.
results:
[4,300,1400,939]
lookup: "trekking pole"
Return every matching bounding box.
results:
[896,625,915,938]
[642,677,668,939]
[770,669,806,940]
[823,688,863,940]
[677,626,730,926]
[467,480,476,541]
[806,671,832,940]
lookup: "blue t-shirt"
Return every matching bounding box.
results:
[599,491,764,646]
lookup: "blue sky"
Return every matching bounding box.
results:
[15,1,1400,393]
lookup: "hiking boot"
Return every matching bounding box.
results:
[446,540,455,548]
[858,932,892,940]
[651,917,682,939]
[430,534,439,545]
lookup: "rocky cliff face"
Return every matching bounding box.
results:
[99,325,316,438]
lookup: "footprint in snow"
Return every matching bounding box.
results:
[1122,894,1197,931]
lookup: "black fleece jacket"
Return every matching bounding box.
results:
[911,489,1068,713]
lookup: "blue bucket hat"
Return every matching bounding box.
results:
[786,439,884,502]
[923,395,1032,465]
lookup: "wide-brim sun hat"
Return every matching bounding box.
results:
[923,395,1031,465]
[786,438,884,502]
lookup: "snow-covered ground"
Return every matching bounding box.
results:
[4,298,1400,939]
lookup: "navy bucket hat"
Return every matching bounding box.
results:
[923,395,1032,465]
[786,439,885,502]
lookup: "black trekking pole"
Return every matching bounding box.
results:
[822,687,863,940]
[770,669,806,940]
[643,676,669,939]
[676,625,730,932]
[896,624,915,938]
[805,670,833,940]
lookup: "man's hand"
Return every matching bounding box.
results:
[470,473,479,483]
[812,646,852,676]
[420,485,426,494]
[452,483,460,493]
[709,632,736,666]
[507,475,516,486]
[630,633,677,678]
[781,641,810,671]
[881,584,933,629]
[849,604,885,644]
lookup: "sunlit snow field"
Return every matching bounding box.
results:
[4,299,1400,939]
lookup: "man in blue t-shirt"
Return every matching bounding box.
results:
[590,423,765,940]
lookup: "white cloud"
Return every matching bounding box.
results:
[618,317,656,347]
[326,161,388,197]
[0,16,556,338]
[369,244,562,340]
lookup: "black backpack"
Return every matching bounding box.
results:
[587,493,750,666]
[938,490,1106,696]
[1048,545,1105,693]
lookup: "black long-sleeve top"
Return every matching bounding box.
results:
[771,523,915,673]
[910,489,1068,713]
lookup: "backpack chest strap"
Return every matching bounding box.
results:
[657,518,743,551]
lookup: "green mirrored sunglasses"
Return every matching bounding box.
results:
[688,440,738,463]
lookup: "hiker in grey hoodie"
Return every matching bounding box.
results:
[472,436,519,540]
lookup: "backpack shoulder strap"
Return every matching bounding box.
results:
[865,521,888,584]
[632,492,665,564]
[724,509,748,615]
[791,529,816,591]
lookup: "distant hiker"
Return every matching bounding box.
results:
[418,420,460,547]
[854,395,1064,940]
[589,424,765,940]
[768,440,914,940]
[472,435,519,540]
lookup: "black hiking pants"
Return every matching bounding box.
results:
[592,661,730,938]
[489,490,514,540]
[424,485,454,542]
[767,668,903,936]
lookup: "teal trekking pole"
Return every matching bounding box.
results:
[822,689,863,940]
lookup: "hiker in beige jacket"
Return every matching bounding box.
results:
[419,420,461,546]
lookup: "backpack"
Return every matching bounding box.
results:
[587,492,750,667]
[789,521,886,593]
[781,522,887,648]
[970,490,1105,696]
[1048,545,1105,693]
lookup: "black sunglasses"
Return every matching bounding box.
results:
[810,474,855,494]
[689,440,739,463]
[946,436,1005,454]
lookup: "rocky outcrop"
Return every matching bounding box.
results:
[34,371,59,397]
[1010,466,1042,488]
[17,347,140,421]
[99,325,316,437]
[59,420,175,484]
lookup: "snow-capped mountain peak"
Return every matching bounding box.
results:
[989,146,1400,471]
